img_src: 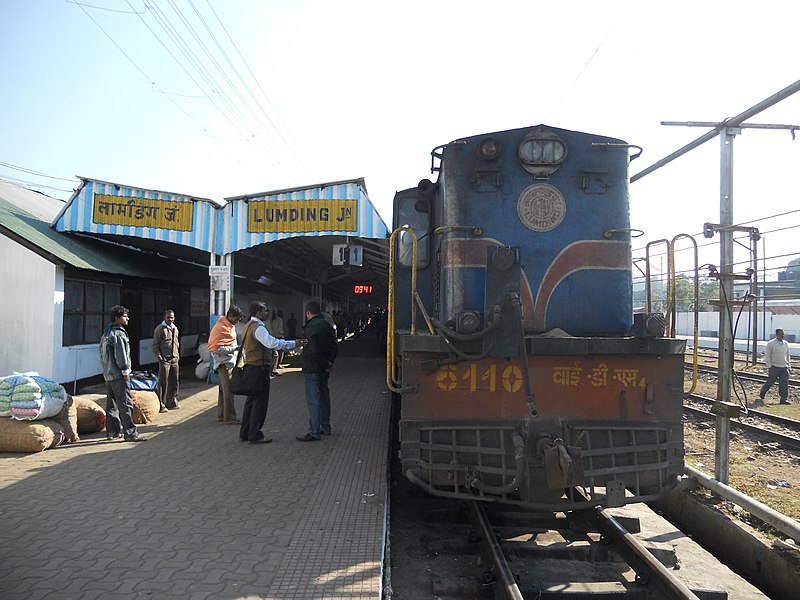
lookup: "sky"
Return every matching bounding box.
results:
[2,0,799,285]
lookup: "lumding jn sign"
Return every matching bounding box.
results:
[247,199,358,233]
[92,194,194,231]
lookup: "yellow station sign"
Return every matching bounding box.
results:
[92,194,194,231]
[248,199,358,233]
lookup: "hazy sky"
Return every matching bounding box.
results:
[2,0,799,281]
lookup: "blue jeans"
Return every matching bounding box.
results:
[304,372,331,437]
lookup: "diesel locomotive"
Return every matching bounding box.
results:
[388,125,685,510]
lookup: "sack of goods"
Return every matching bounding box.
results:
[131,390,160,424]
[73,395,107,434]
[0,417,65,453]
[0,373,68,421]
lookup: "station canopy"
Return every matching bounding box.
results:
[53,177,390,301]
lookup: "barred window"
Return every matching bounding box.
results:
[63,279,121,346]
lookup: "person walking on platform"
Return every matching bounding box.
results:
[297,300,338,442]
[760,328,792,404]
[100,305,146,442]
[152,309,180,412]
[209,305,244,424]
[240,301,299,444]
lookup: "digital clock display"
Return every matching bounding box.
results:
[353,285,373,294]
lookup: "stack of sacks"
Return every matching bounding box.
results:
[2,373,68,421]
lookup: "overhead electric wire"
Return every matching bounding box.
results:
[74,1,209,136]
[0,161,78,183]
[133,0,269,157]
[201,0,313,178]
[0,175,74,194]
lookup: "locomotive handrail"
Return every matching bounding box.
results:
[645,239,671,314]
[433,224,483,237]
[387,226,418,393]
[671,233,700,397]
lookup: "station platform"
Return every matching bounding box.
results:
[0,334,391,599]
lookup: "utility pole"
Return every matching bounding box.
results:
[631,78,800,483]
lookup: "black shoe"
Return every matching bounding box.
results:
[124,435,147,442]
[780,399,791,404]
[321,430,331,436]
[249,438,272,444]
[296,433,320,442]
[106,433,122,440]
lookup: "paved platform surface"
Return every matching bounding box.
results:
[0,335,390,599]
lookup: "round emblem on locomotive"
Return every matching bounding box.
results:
[517,183,566,232]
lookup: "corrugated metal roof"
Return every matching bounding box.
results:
[223,178,389,254]
[54,178,219,253]
[0,184,207,281]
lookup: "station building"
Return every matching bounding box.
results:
[0,177,389,388]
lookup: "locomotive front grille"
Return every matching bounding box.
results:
[563,422,683,505]
[401,424,522,502]
[400,420,683,509]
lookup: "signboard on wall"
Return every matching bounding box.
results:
[248,199,358,233]
[209,265,230,292]
[92,194,194,231]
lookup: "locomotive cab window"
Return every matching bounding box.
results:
[394,192,430,268]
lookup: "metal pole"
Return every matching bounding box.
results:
[716,128,736,412]
[631,79,800,183]
[751,238,759,366]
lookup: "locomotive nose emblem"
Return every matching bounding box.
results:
[517,183,566,232]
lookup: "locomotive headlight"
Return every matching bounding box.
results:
[518,131,567,177]
[479,137,500,161]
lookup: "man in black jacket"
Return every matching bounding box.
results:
[297,301,338,441]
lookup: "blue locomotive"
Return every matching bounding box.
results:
[389,125,685,510]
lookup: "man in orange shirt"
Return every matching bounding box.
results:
[209,305,244,424]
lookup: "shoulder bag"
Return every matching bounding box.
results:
[229,322,268,395]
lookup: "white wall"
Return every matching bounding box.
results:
[0,236,57,378]
[675,310,800,342]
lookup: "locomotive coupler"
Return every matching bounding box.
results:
[543,438,585,488]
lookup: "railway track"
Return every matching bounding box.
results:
[684,393,800,448]
[471,501,705,599]
[387,476,756,599]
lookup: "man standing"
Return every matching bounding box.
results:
[99,305,146,442]
[286,312,298,340]
[760,328,792,404]
[152,309,180,412]
[209,305,244,424]
[297,300,338,442]
[239,301,299,444]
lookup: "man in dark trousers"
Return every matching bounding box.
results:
[239,301,299,444]
[99,305,146,442]
[297,300,338,441]
[152,309,180,412]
